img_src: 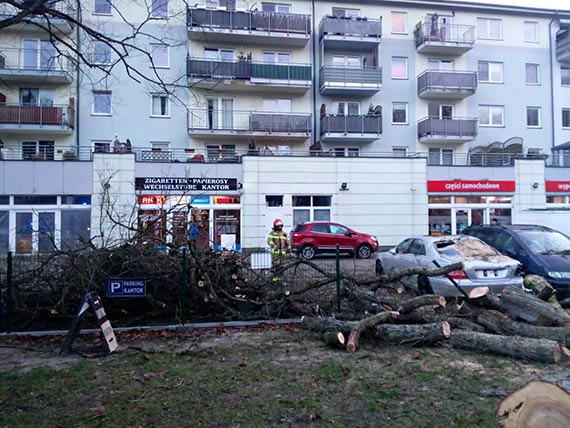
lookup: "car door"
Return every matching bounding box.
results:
[383,238,413,272]
[329,223,353,251]
[403,239,428,287]
[309,223,331,250]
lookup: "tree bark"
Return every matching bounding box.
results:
[524,274,556,301]
[450,330,563,363]
[346,311,400,352]
[447,317,486,332]
[397,305,441,324]
[476,311,570,347]
[301,316,355,337]
[321,331,346,348]
[373,321,450,345]
[496,286,570,326]
[369,262,463,290]
[497,380,570,428]
[397,295,446,314]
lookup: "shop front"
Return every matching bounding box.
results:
[546,181,570,205]
[135,177,241,251]
[427,180,515,235]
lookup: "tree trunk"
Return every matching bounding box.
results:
[346,311,400,352]
[301,316,355,337]
[524,274,556,301]
[321,331,346,348]
[373,321,450,345]
[397,305,441,324]
[447,317,486,332]
[476,311,570,347]
[397,295,446,314]
[497,380,570,428]
[496,286,570,326]
[450,330,563,363]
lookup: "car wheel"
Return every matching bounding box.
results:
[418,275,434,295]
[301,245,316,260]
[356,244,372,259]
[375,259,384,276]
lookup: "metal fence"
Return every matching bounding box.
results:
[0,104,74,128]
[417,70,477,95]
[0,47,73,75]
[319,16,382,39]
[415,22,475,47]
[187,58,311,81]
[418,117,478,139]
[319,66,382,87]
[320,114,383,135]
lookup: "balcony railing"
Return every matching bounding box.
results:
[0,47,73,76]
[320,65,382,86]
[418,117,477,140]
[556,28,570,62]
[319,16,382,39]
[417,70,477,95]
[0,104,74,128]
[414,22,475,47]
[187,7,310,35]
[188,109,311,134]
[187,58,311,82]
[320,114,382,136]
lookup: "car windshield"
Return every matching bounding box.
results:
[435,237,499,259]
[518,231,570,255]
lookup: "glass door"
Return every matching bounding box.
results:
[453,208,470,234]
[15,211,56,254]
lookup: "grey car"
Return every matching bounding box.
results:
[376,235,524,296]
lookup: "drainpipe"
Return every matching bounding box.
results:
[311,0,317,146]
[549,14,558,156]
[74,2,81,154]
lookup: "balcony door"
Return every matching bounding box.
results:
[204,48,233,61]
[262,98,291,113]
[332,101,359,116]
[206,98,233,130]
[22,39,56,70]
[428,59,454,71]
[332,56,360,68]
[20,88,54,106]
[428,103,453,119]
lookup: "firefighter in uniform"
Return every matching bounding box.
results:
[267,219,291,282]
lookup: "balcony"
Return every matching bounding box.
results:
[414,22,475,55]
[319,16,382,49]
[320,115,382,143]
[319,66,382,96]
[187,58,311,93]
[557,28,570,63]
[188,109,311,142]
[418,117,477,144]
[0,48,73,84]
[417,70,477,99]
[0,104,74,134]
[187,7,310,46]
[0,3,75,33]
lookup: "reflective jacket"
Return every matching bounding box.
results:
[267,229,291,255]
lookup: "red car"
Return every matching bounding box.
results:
[290,222,379,260]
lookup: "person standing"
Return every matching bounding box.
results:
[267,219,291,282]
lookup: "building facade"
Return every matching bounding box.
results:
[1,0,570,253]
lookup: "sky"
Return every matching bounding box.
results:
[455,0,570,10]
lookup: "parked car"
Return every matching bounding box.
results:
[462,224,570,298]
[376,235,523,296]
[290,222,379,260]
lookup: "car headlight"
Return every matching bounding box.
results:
[547,271,570,280]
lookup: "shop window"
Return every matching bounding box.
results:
[455,196,485,204]
[38,212,55,253]
[14,195,57,205]
[172,211,187,248]
[292,195,331,226]
[428,196,451,204]
[266,195,283,207]
[137,210,167,246]
[61,210,91,250]
[0,196,8,205]
[15,212,33,254]
[428,209,451,235]
[62,195,92,205]
[547,196,567,204]
[214,210,240,250]
[0,211,8,252]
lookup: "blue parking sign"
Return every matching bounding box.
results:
[106,278,146,297]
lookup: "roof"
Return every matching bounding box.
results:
[552,141,570,151]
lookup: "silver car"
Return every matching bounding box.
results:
[376,235,523,296]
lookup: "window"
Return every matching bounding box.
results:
[332,101,359,115]
[0,211,8,253]
[21,141,54,160]
[151,95,169,117]
[562,67,570,86]
[479,105,504,127]
[477,18,502,39]
[392,147,407,157]
[331,56,360,68]
[61,211,91,251]
[150,0,167,19]
[390,11,407,34]
[563,109,570,128]
[261,3,291,13]
[526,107,541,127]
[428,59,454,71]
[93,91,111,115]
[93,140,111,153]
[392,102,408,124]
[150,44,169,68]
[20,88,53,106]
[151,141,170,150]
[391,57,408,79]
[332,147,359,157]
[332,7,359,18]
[525,63,540,85]
[478,61,503,83]
[524,21,538,43]
[262,98,291,112]
[22,39,56,70]
[292,195,331,227]
[94,0,112,14]
[266,196,283,207]
[204,48,233,61]
[263,52,290,64]
[93,41,111,64]
[428,148,453,165]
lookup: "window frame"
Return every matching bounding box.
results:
[94,0,112,15]
[150,44,169,68]
[523,21,539,43]
[331,7,359,18]
[562,67,570,86]
[261,2,291,14]
[525,63,540,85]
[93,41,112,65]
[478,61,504,84]
[150,94,170,118]
[150,0,168,19]
[526,106,541,128]
[392,147,408,157]
[478,105,505,127]
[563,108,570,129]
[476,17,503,40]
[92,90,112,115]
[391,11,408,34]
[392,102,408,125]
[391,56,408,79]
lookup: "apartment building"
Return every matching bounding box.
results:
[1,0,570,253]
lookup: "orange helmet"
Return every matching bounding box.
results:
[273,219,283,227]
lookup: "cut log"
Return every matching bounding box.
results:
[301,316,355,337]
[397,305,441,324]
[546,295,570,324]
[559,297,570,309]
[397,295,446,314]
[468,286,489,299]
[476,311,570,347]
[447,317,487,333]
[524,274,556,301]
[346,311,399,353]
[321,331,345,348]
[496,285,570,326]
[374,321,451,345]
[450,330,563,363]
[497,380,570,428]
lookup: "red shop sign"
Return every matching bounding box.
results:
[545,181,570,193]
[139,195,166,205]
[428,180,516,193]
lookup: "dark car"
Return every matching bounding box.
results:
[290,222,379,260]
[462,224,570,297]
